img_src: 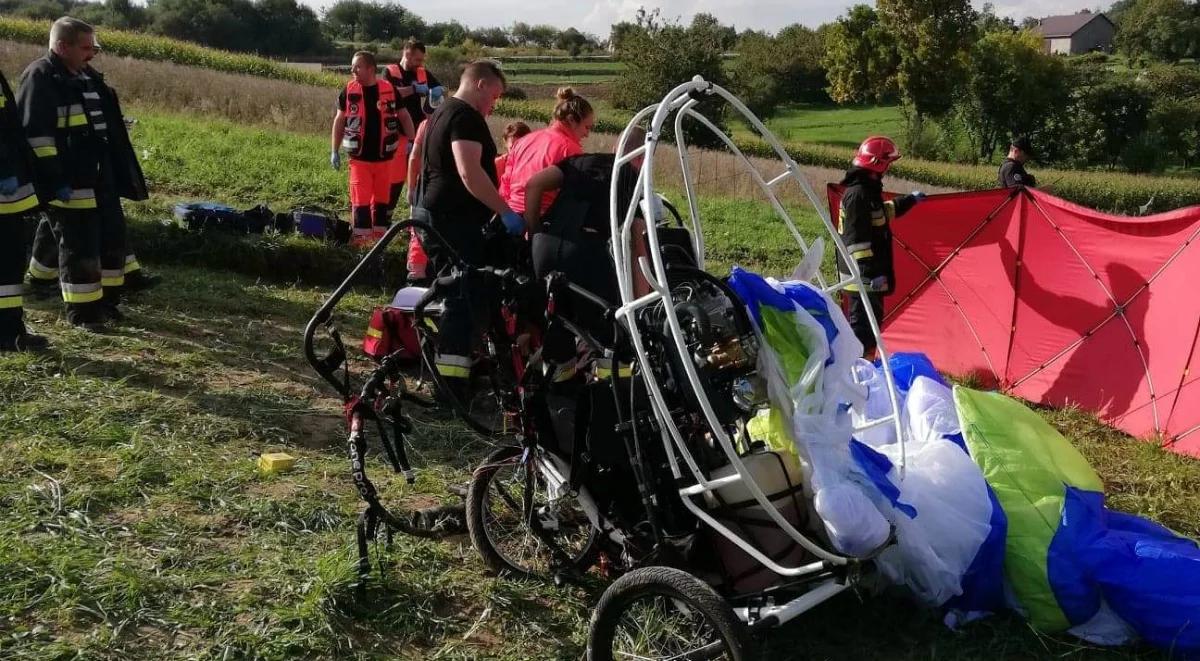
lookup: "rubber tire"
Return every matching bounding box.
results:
[466,445,599,578]
[587,566,752,661]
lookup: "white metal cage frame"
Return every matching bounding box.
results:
[606,76,908,592]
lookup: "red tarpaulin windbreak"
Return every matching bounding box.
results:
[827,185,1200,457]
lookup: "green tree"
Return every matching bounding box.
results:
[976,2,1017,33]
[321,0,422,43]
[878,0,977,121]
[729,24,829,116]
[425,21,467,46]
[728,32,783,116]
[470,26,511,48]
[1143,63,1200,100]
[527,24,558,49]
[148,0,259,52]
[1149,97,1200,166]
[1046,76,1154,168]
[555,28,596,55]
[608,21,640,51]
[253,0,328,55]
[612,8,728,148]
[955,30,1068,160]
[73,0,149,30]
[690,12,737,51]
[1116,0,1200,62]
[822,5,899,104]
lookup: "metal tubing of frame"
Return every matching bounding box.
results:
[617,84,840,560]
[610,104,659,305]
[608,78,909,567]
[681,108,811,266]
[615,144,647,168]
[734,579,849,626]
[679,481,848,567]
[692,85,907,468]
[635,82,856,563]
[673,98,706,268]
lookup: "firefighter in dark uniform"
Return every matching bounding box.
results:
[998,135,1037,188]
[836,136,925,359]
[19,17,113,328]
[0,68,49,352]
[26,21,156,316]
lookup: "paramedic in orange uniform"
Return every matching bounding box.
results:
[331,51,413,245]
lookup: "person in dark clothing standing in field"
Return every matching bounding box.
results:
[414,59,523,385]
[0,67,49,352]
[836,136,925,359]
[998,135,1037,188]
[20,17,139,329]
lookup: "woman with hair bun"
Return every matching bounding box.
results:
[498,87,595,231]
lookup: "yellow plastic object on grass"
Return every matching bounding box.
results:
[258,452,297,475]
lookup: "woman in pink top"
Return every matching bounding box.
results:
[500,87,595,216]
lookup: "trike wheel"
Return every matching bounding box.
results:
[588,566,751,661]
[466,445,599,578]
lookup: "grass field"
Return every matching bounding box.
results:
[731,103,908,150]
[499,60,625,74]
[1,48,1199,658]
[1,225,1193,659]
[507,72,617,85]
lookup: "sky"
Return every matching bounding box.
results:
[298,0,1113,38]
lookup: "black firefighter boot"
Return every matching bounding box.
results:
[0,311,50,353]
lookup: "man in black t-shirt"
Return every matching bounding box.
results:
[998,135,1037,188]
[416,59,524,382]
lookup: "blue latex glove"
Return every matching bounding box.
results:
[0,176,18,196]
[869,275,889,292]
[413,83,430,96]
[330,150,341,171]
[429,86,444,101]
[910,190,927,202]
[55,185,72,202]
[500,211,525,236]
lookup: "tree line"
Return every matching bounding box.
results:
[0,0,606,56]
[610,1,1200,172]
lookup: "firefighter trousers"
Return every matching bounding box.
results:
[34,207,104,324]
[0,211,29,337]
[844,290,885,355]
[29,198,142,302]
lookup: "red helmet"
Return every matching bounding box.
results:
[852,136,902,174]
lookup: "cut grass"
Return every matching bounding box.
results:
[0,260,1188,660]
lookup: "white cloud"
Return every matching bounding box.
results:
[300,0,1111,38]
